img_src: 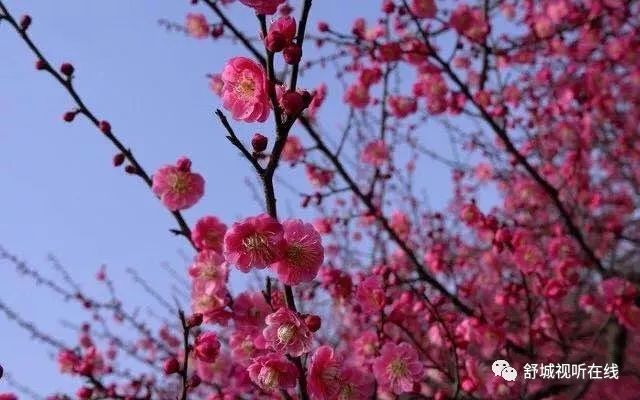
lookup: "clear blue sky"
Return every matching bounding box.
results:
[0,0,481,395]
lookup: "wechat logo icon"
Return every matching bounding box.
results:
[492,359,518,382]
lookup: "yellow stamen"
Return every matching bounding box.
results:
[277,324,296,344]
[388,359,408,378]
[168,172,189,195]
[236,78,256,99]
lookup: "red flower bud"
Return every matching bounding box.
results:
[63,111,76,122]
[113,153,126,167]
[304,314,321,332]
[187,313,203,328]
[283,44,302,64]
[35,59,47,70]
[382,0,395,13]
[163,357,180,375]
[19,15,32,31]
[124,165,138,175]
[280,91,305,116]
[176,157,192,172]
[279,3,293,15]
[60,62,75,77]
[76,387,93,400]
[270,16,297,42]
[318,22,329,32]
[211,24,224,38]
[188,374,202,389]
[99,120,111,135]
[251,133,268,152]
[266,31,287,53]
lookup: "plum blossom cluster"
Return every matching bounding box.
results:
[223,214,324,285]
[2,0,640,399]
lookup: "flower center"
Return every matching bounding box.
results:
[277,324,297,344]
[205,232,220,247]
[236,77,256,99]
[338,383,354,400]
[243,233,267,251]
[242,233,274,262]
[200,262,218,279]
[388,358,408,379]
[196,294,221,310]
[261,367,279,389]
[168,172,189,195]
[241,339,253,355]
[286,244,307,267]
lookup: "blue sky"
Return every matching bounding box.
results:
[0,0,482,395]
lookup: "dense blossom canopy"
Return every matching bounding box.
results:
[1,0,640,399]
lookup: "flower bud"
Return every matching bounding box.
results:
[279,3,293,15]
[63,111,76,122]
[304,314,321,332]
[163,357,180,375]
[76,387,93,400]
[270,16,297,42]
[266,31,287,53]
[60,62,74,77]
[19,15,32,31]
[113,153,126,167]
[99,120,111,135]
[188,374,202,389]
[318,22,329,32]
[251,133,268,152]
[382,0,395,13]
[124,165,138,175]
[211,24,224,38]
[176,157,192,172]
[35,59,47,70]
[280,91,305,116]
[187,313,203,328]
[283,44,302,64]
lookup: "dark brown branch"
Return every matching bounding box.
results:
[202,0,266,65]
[215,109,265,175]
[178,310,191,400]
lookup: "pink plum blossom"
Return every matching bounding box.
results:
[307,346,341,399]
[356,276,385,314]
[271,219,324,285]
[232,291,271,332]
[221,57,270,123]
[263,307,312,357]
[281,135,305,163]
[247,354,298,391]
[238,0,285,15]
[372,342,424,394]
[360,139,389,167]
[189,250,229,292]
[192,216,227,252]
[186,13,210,39]
[410,0,437,18]
[152,157,205,211]
[223,213,285,272]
